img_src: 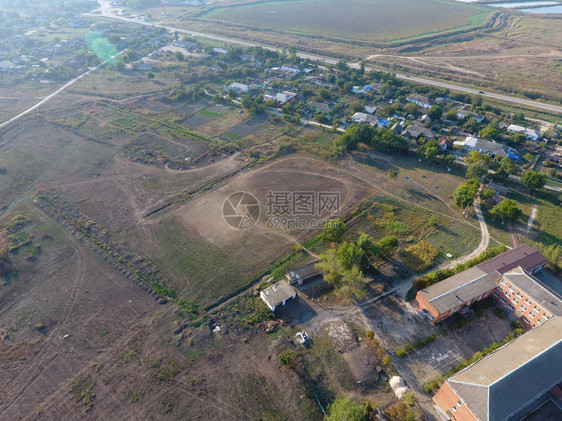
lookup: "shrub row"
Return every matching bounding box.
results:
[395,334,437,358]
[423,328,522,394]
[414,245,507,290]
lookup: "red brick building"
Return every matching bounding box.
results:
[414,267,499,324]
[493,267,562,328]
[414,246,549,324]
[433,317,562,421]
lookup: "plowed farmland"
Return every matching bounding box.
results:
[201,0,491,42]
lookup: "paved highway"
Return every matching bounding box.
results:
[89,2,562,115]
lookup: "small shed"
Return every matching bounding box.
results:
[286,261,320,286]
[260,280,297,311]
[487,182,509,197]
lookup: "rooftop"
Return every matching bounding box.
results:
[447,317,562,421]
[287,261,320,281]
[406,94,431,105]
[502,267,562,316]
[477,245,548,275]
[260,280,296,309]
[420,268,500,314]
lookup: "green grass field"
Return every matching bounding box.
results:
[201,0,491,42]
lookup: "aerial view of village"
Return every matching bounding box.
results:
[0,0,561,420]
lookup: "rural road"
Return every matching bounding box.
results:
[508,174,562,192]
[89,2,562,115]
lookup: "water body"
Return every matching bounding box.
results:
[487,1,558,7]
[453,0,562,13]
[518,4,562,11]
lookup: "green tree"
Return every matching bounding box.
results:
[335,123,375,152]
[508,133,526,146]
[388,169,398,179]
[147,71,155,79]
[321,218,346,244]
[428,105,443,121]
[454,179,480,208]
[478,123,500,140]
[355,232,379,267]
[521,170,546,196]
[376,236,399,257]
[463,117,479,133]
[371,129,408,154]
[278,350,296,367]
[336,59,349,71]
[445,108,458,121]
[472,94,483,107]
[497,157,516,178]
[338,266,368,300]
[425,146,439,162]
[326,398,366,421]
[479,187,496,201]
[337,241,365,270]
[404,102,419,116]
[443,154,455,166]
[490,199,522,222]
[465,150,491,166]
[466,161,488,179]
[315,251,367,300]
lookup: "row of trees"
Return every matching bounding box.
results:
[335,123,408,154]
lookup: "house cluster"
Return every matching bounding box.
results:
[413,245,562,420]
[453,136,518,159]
[507,124,541,141]
[0,35,87,74]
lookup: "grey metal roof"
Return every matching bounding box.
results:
[502,267,562,316]
[474,139,508,156]
[420,267,486,301]
[425,271,500,314]
[260,280,296,308]
[448,317,562,421]
[287,261,320,281]
[477,245,548,275]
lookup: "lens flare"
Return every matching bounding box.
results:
[85,32,119,63]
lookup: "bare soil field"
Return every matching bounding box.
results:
[0,204,161,420]
[366,14,562,101]
[135,156,370,306]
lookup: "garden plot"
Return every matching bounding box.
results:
[205,103,232,115]
[175,97,211,116]
[182,112,216,128]
[125,132,209,161]
[221,115,269,141]
[129,133,188,159]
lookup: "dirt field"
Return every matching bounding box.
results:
[362,297,515,386]
[143,155,370,305]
